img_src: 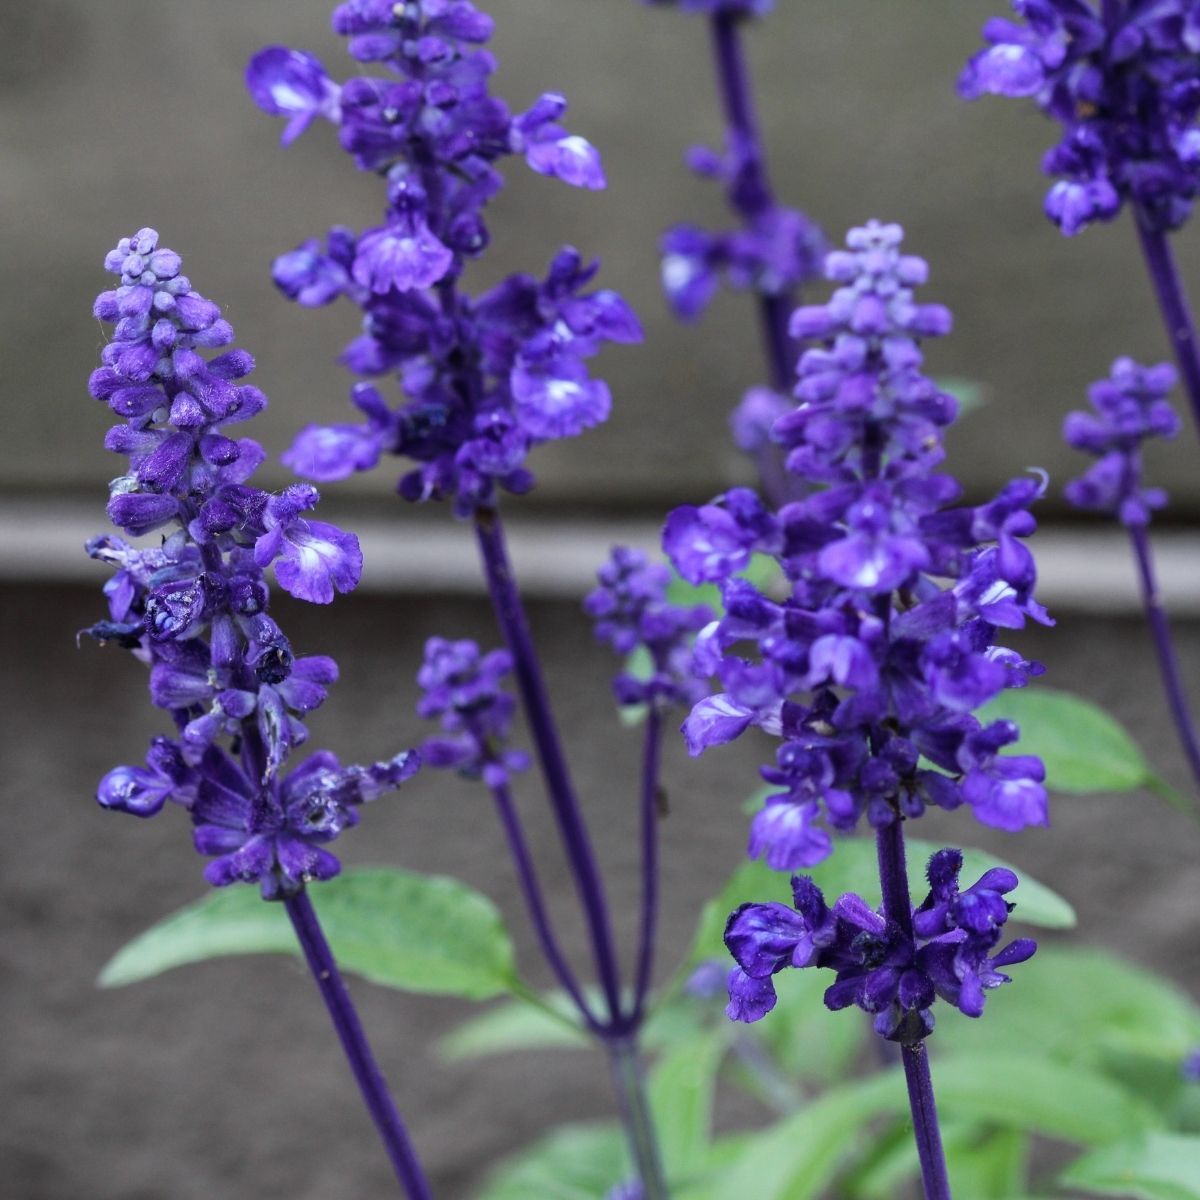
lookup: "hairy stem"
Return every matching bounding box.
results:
[1133,209,1200,436]
[1127,522,1200,789]
[630,705,664,1023]
[489,777,602,1031]
[608,1037,670,1200]
[875,820,952,1200]
[284,890,432,1200]
[473,505,623,1021]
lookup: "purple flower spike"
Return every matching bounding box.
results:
[668,222,1050,854]
[85,231,416,896]
[585,546,713,709]
[1064,357,1180,527]
[416,637,530,785]
[726,851,1035,1034]
[961,2,1200,234]
[246,0,639,513]
[246,47,341,145]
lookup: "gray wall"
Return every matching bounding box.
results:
[5,0,1200,512]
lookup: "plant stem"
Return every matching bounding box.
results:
[473,505,623,1022]
[875,820,952,1200]
[1127,522,1200,789]
[708,9,798,504]
[1133,209,1200,436]
[607,1037,670,1200]
[284,890,432,1200]
[489,777,602,1032]
[630,705,664,1024]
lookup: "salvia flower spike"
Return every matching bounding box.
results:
[87,228,420,899]
[86,229,430,1198]
[667,221,1052,874]
[246,0,642,517]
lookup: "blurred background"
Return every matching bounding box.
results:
[4,0,1200,1196]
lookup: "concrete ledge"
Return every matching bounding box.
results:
[4,498,1197,613]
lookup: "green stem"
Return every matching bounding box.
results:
[607,1037,669,1199]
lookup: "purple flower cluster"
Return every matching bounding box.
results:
[87,230,418,898]
[1064,356,1180,526]
[666,222,1051,872]
[659,146,824,324]
[584,547,714,708]
[416,637,530,786]
[725,849,1037,1039]
[960,1,1200,234]
[247,1,642,515]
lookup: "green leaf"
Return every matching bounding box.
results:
[930,1053,1155,1144]
[936,947,1200,1083]
[978,686,1168,798]
[688,837,1073,968]
[1060,1133,1200,1200]
[100,866,521,999]
[475,1122,626,1200]
[647,1031,727,1177]
[439,994,589,1060]
[713,1073,902,1200]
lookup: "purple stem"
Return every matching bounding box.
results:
[1127,522,1200,788]
[707,10,798,509]
[630,705,664,1023]
[284,890,432,1200]
[875,820,952,1200]
[1133,209,1200,436]
[489,776,603,1032]
[708,11,795,395]
[608,1037,669,1200]
[473,505,623,1022]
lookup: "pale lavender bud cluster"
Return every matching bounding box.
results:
[1064,356,1180,526]
[666,222,1052,873]
[725,849,1037,1037]
[87,230,418,899]
[246,1,642,514]
[960,1,1200,234]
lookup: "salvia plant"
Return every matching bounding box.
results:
[78,1,1200,1198]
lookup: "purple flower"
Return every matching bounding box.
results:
[247,3,639,511]
[245,47,341,145]
[86,230,414,895]
[725,850,1036,1037]
[667,222,1051,859]
[416,637,530,786]
[960,2,1200,233]
[585,547,713,708]
[1064,357,1179,526]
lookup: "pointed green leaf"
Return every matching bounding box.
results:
[647,1031,727,1176]
[979,687,1160,796]
[1060,1133,1200,1200]
[475,1122,626,1200]
[100,866,521,999]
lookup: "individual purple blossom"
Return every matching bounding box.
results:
[584,547,714,708]
[668,222,1051,869]
[960,1,1200,234]
[724,849,1037,1037]
[416,637,531,786]
[1064,356,1180,526]
[246,2,640,514]
[1182,1048,1200,1082]
[86,230,418,896]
